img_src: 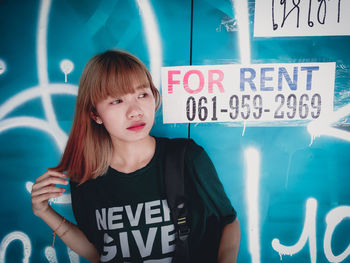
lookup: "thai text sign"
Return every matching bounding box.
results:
[254,0,350,37]
[161,63,335,124]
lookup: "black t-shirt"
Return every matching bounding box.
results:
[70,137,236,262]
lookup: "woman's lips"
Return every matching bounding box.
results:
[127,122,146,131]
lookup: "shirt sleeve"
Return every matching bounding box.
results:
[186,139,237,227]
[70,181,96,246]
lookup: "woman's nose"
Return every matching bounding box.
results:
[127,103,143,118]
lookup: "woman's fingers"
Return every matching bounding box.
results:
[32,174,68,193]
[31,190,64,216]
[35,170,67,184]
[31,170,69,216]
[31,184,66,198]
[32,191,65,204]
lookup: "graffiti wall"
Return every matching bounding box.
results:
[0,0,349,262]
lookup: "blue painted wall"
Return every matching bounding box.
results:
[0,0,349,262]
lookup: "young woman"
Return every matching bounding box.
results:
[31,50,240,263]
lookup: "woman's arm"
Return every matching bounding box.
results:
[31,170,99,263]
[217,218,241,263]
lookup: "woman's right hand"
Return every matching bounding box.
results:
[31,170,68,217]
[31,171,99,262]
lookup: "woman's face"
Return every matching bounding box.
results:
[93,74,156,145]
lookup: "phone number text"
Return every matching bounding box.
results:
[185,93,321,122]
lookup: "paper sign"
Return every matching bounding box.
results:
[254,0,350,37]
[161,63,335,124]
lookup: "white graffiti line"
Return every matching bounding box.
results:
[0,231,31,263]
[308,104,350,143]
[272,198,317,263]
[231,0,250,136]
[231,0,251,64]
[60,59,74,83]
[0,84,78,121]
[45,246,80,263]
[67,247,80,263]
[242,121,247,136]
[25,182,32,193]
[37,0,57,125]
[45,246,58,263]
[0,59,6,75]
[244,147,261,263]
[0,233,82,263]
[45,246,81,263]
[136,0,162,89]
[37,0,50,85]
[324,206,350,263]
[0,117,67,152]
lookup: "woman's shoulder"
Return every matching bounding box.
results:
[155,136,204,159]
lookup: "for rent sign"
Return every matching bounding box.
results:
[161,63,335,124]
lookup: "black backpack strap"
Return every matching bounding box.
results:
[164,138,191,263]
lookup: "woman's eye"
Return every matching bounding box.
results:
[138,93,148,98]
[111,99,122,105]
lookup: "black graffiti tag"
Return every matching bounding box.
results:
[272,0,342,30]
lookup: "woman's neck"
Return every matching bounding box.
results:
[109,136,156,174]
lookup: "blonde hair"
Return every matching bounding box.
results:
[53,50,161,183]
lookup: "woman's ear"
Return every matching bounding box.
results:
[90,111,103,124]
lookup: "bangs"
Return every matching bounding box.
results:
[88,52,150,107]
